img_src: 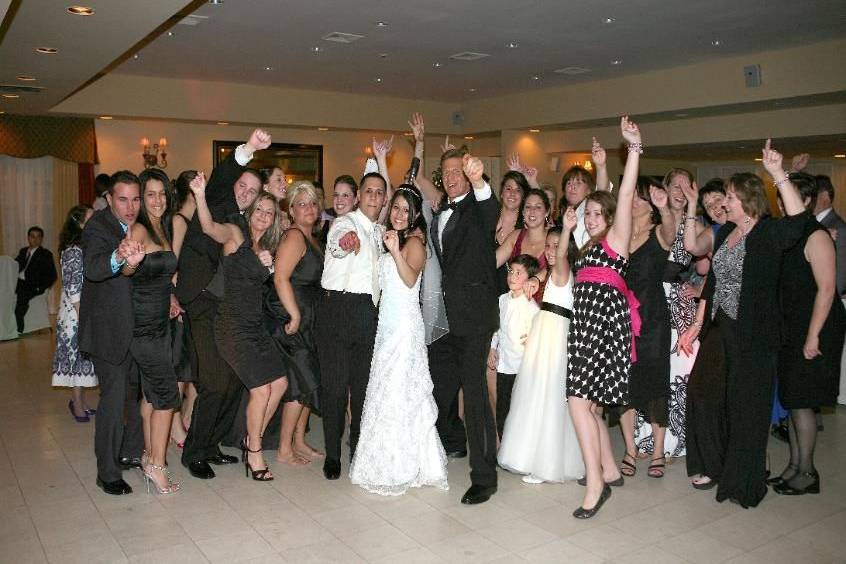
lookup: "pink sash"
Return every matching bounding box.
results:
[575,264,642,363]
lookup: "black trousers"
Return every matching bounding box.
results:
[496,372,517,439]
[429,331,498,487]
[316,291,377,463]
[92,352,144,482]
[182,293,244,465]
[14,286,36,333]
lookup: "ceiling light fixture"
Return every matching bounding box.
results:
[468,88,477,92]
[375,21,388,27]
[835,154,846,158]
[264,66,272,71]
[464,136,474,140]
[529,129,540,133]
[2,94,19,99]
[16,76,36,81]
[311,46,321,54]
[36,47,58,54]
[217,121,229,125]
[432,62,442,68]
[318,127,329,131]
[611,59,622,65]
[98,116,113,120]
[167,31,174,37]
[374,77,383,83]
[603,17,615,24]
[711,39,722,46]
[132,54,140,59]
[209,0,224,4]
[531,75,540,81]
[66,5,94,16]
[403,132,413,136]
[378,53,388,58]
[506,42,519,49]
[754,157,763,162]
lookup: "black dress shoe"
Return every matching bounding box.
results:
[573,484,611,519]
[186,460,216,479]
[207,452,239,465]
[323,459,341,480]
[96,477,132,495]
[774,472,820,495]
[445,449,468,459]
[461,484,497,505]
[118,456,143,469]
[577,476,624,487]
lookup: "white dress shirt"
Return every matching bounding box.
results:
[438,183,492,250]
[491,292,540,374]
[18,247,36,280]
[322,209,384,304]
[816,208,833,223]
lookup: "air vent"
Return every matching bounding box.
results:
[554,66,591,75]
[178,14,208,26]
[0,84,44,94]
[322,32,365,44]
[448,51,490,61]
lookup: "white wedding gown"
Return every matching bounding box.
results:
[349,254,449,496]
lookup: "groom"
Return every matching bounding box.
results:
[429,150,500,504]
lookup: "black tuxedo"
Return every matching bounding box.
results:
[818,210,846,295]
[14,245,57,332]
[176,152,248,467]
[79,209,143,482]
[428,188,500,487]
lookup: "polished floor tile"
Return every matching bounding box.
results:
[2,330,844,563]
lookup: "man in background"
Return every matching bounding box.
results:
[14,226,57,334]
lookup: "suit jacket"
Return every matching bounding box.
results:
[430,189,500,336]
[78,209,135,364]
[15,246,57,297]
[175,152,245,304]
[818,210,846,295]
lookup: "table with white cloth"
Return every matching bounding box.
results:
[0,255,50,340]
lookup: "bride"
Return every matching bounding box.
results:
[349,184,449,496]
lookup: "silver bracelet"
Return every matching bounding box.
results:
[774,177,790,188]
[628,142,643,154]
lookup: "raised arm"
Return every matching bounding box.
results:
[681,181,715,256]
[273,229,306,335]
[650,185,676,247]
[374,135,394,224]
[206,129,271,210]
[606,117,642,256]
[553,207,578,285]
[507,152,540,189]
[189,172,238,245]
[592,137,611,192]
[763,139,803,216]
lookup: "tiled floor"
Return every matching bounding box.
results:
[2,330,845,563]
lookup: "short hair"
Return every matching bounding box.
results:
[508,253,541,277]
[109,170,141,194]
[27,226,44,237]
[439,147,468,169]
[334,174,358,197]
[560,166,595,194]
[95,173,111,197]
[360,171,387,190]
[789,172,819,212]
[240,168,265,187]
[815,175,834,201]
[727,172,770,219]
[287,180,319,209]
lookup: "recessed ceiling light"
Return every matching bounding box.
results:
[264,66,272,71]
[66,6,94,16]
[603,17,615,24]
[374,77,383,83]
[432,62,442,68]
[2,94,19,99]
[835,154,846,158]
[464,136,474,140]
[217,121,229,125]
[711,39,722,46]
[403,132,413,136]
[36,47,58,54]
[468,88,477,92]
[132,54,140,60]
[209,0,224,4]
[98,116,113,120]
[554,66,591,75]
[311,46,321,53]
[738,145,746,149]
[754,157,763,161]
[375,21,388,27]
[167,31,174,37]
[16,75,36,81]
[611,59,622,65]
[378,53,388,58]
[506,42,519,49]
[318,127,329,131]
[531,75,540,81]
[529,129,540,133]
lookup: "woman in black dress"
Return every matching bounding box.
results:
[125,168,181,494]
[190,172,287,481]
[618,178,672,479]
[269,181,325,465]
[700,140,807,507]
[770,172,845,495]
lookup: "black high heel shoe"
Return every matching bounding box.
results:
[573,484,612,519]
[767,463,798,487]
[774,471,819,495]
[242,436,273,481]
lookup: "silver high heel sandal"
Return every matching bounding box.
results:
[143,463,181,495]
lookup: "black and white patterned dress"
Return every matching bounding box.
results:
[567,240,631,406]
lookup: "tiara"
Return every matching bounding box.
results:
[396,184,422,203]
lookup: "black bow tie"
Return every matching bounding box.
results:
[438,200,458,213]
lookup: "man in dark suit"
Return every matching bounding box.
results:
[815,175,846,296]
[14,226,58,333]
[79,170,146,495]
[428,150,501,504]
[176,129,270,480]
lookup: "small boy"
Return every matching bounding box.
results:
[488,254,541,439]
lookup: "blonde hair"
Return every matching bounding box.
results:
[287,181,318,208]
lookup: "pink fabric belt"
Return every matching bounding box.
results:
[575,266,642,362]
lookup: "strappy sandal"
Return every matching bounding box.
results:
[620,451,637,477]
[648,456,666,478]
[241,436,274,481]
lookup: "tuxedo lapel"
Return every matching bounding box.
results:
[430,212,443,262]
[441,191,475,261]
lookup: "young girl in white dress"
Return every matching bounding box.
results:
[497,216,585,483]
[350,185,448,496]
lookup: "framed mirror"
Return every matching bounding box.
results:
[213,140,323,186]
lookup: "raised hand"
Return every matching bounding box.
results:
[257,250,273,269]
[339,231,361,254]
[680,179,699,207]
[523,276,539,298]
[408,113,425,143]
[247,128,272,152]
[506,151,524,172]
[524,166,539,185]
[649,185,669,209]
[761,138,785,178]
[621,116,642,145]
[189,171,207,198]
[383,230,400,254]
[125,232,145,268]
[440,135,455,154]
[372,136,394,159]
[791,153,810,172]
[562,206,578,232]
[591,137,607,167]
[462,154,485,187]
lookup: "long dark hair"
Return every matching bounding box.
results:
[385,184,427,251]
[59,205,92,254]
[635,176,661,225]
[500,171,529,229]
[547,226,578,271]
[137,168,174,246]
[172,169,197,210]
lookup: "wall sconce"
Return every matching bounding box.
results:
[142,137,168,169]
[583,159,593,171]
